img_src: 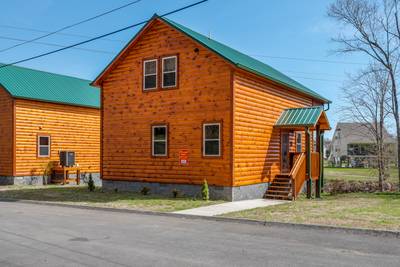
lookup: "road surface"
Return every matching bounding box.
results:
[0,201,399,267]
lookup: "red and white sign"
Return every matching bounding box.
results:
[179,149,189,165]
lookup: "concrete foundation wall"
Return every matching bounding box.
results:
[102,180,269,201]
[0,173,101,186]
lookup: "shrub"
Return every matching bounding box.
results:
[88,173,95,192]
[201,179,209,201]
[172,189,179,198]
[324,179,397,195]
[141,187,150,195]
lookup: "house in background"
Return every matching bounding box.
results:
[92,15,331,201]
[328,122,396,167]
[324,138,332,160]
[0,65,100,185]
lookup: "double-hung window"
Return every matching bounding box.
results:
[203,123,221,156]
[162,56,177,88]
[143,59,157,90]
[38,135,50,157]
[296,133,302,152]
[152,125,167,156]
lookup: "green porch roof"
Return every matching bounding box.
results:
[160,17,330,103]
[275,106,330,129]
[0,64,100,108]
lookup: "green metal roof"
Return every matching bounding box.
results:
[159,16,330,103]
[0,64,100,108]
[275,106,324,128]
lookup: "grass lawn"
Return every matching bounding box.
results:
[222,193,400,231]
[0,185,222,212]
[325,167,399,183]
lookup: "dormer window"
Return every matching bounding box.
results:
[143,59,157,90]
[162,56,177,88]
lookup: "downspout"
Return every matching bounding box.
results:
[323,102,330,112]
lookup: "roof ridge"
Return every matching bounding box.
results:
[0,63,91,83]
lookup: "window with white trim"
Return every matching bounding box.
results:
[162,56,177,88]
[203,123,221,156]
[143,59,157,90]
[38,135,50,157]
[296,133,302,152]
[152,125,167,156]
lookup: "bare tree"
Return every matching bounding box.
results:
[342,66,391,190]
[328,0,400,190]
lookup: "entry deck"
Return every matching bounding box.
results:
[265,106,330,200]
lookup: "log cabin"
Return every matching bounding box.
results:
[0,64,100,185]
[92,15,331,201]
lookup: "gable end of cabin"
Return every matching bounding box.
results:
[99,18,235,199]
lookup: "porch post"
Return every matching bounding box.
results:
[316,125,321,198]
[320,131,325,192]
[306,127,312,199]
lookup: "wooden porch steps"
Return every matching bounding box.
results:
[264,174,292,200]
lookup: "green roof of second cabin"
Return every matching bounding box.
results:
[0,64,100,108]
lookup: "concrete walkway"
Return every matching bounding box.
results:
[173,199,287,216]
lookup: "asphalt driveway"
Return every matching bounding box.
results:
[0,201,399,267]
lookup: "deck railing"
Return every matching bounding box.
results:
[311,152,320,180]
[289,152,306,200]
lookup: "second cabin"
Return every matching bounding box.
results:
[93,15,331,201]
[0,65,100,185]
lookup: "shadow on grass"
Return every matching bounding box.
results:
[374,192,400,199]
[0,186,202,204]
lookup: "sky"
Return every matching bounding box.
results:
[0,0,371,138]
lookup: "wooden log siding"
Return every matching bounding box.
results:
[232,71,315,186]
[0,87,14,176]
[14,99,100,176]
[101,20,233,186]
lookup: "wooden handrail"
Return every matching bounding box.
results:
[290,152,306,200]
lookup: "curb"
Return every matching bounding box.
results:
[1,198,399,239]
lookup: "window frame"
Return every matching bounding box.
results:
[296,132,302,152]
[143,59,158,91]
[151,124,168,157]
[37,134,51,158]
[161,55,178,89]
[203,122,221,157]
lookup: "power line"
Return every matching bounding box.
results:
[250,54,367,65]
[290,75,343,83]
[0,35,115,55]
[282,69,346,78]
[0,24,125,43]
[0,0,142,53]
[0,22,366,67]
[0,0,208,69]
[0,34,349,82]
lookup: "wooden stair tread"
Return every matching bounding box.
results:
[266,191,290,195]
[269,185,291,190]
[273,179,291,182]
[265,194,291,200]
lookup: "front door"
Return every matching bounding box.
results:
[281,132,290,173]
